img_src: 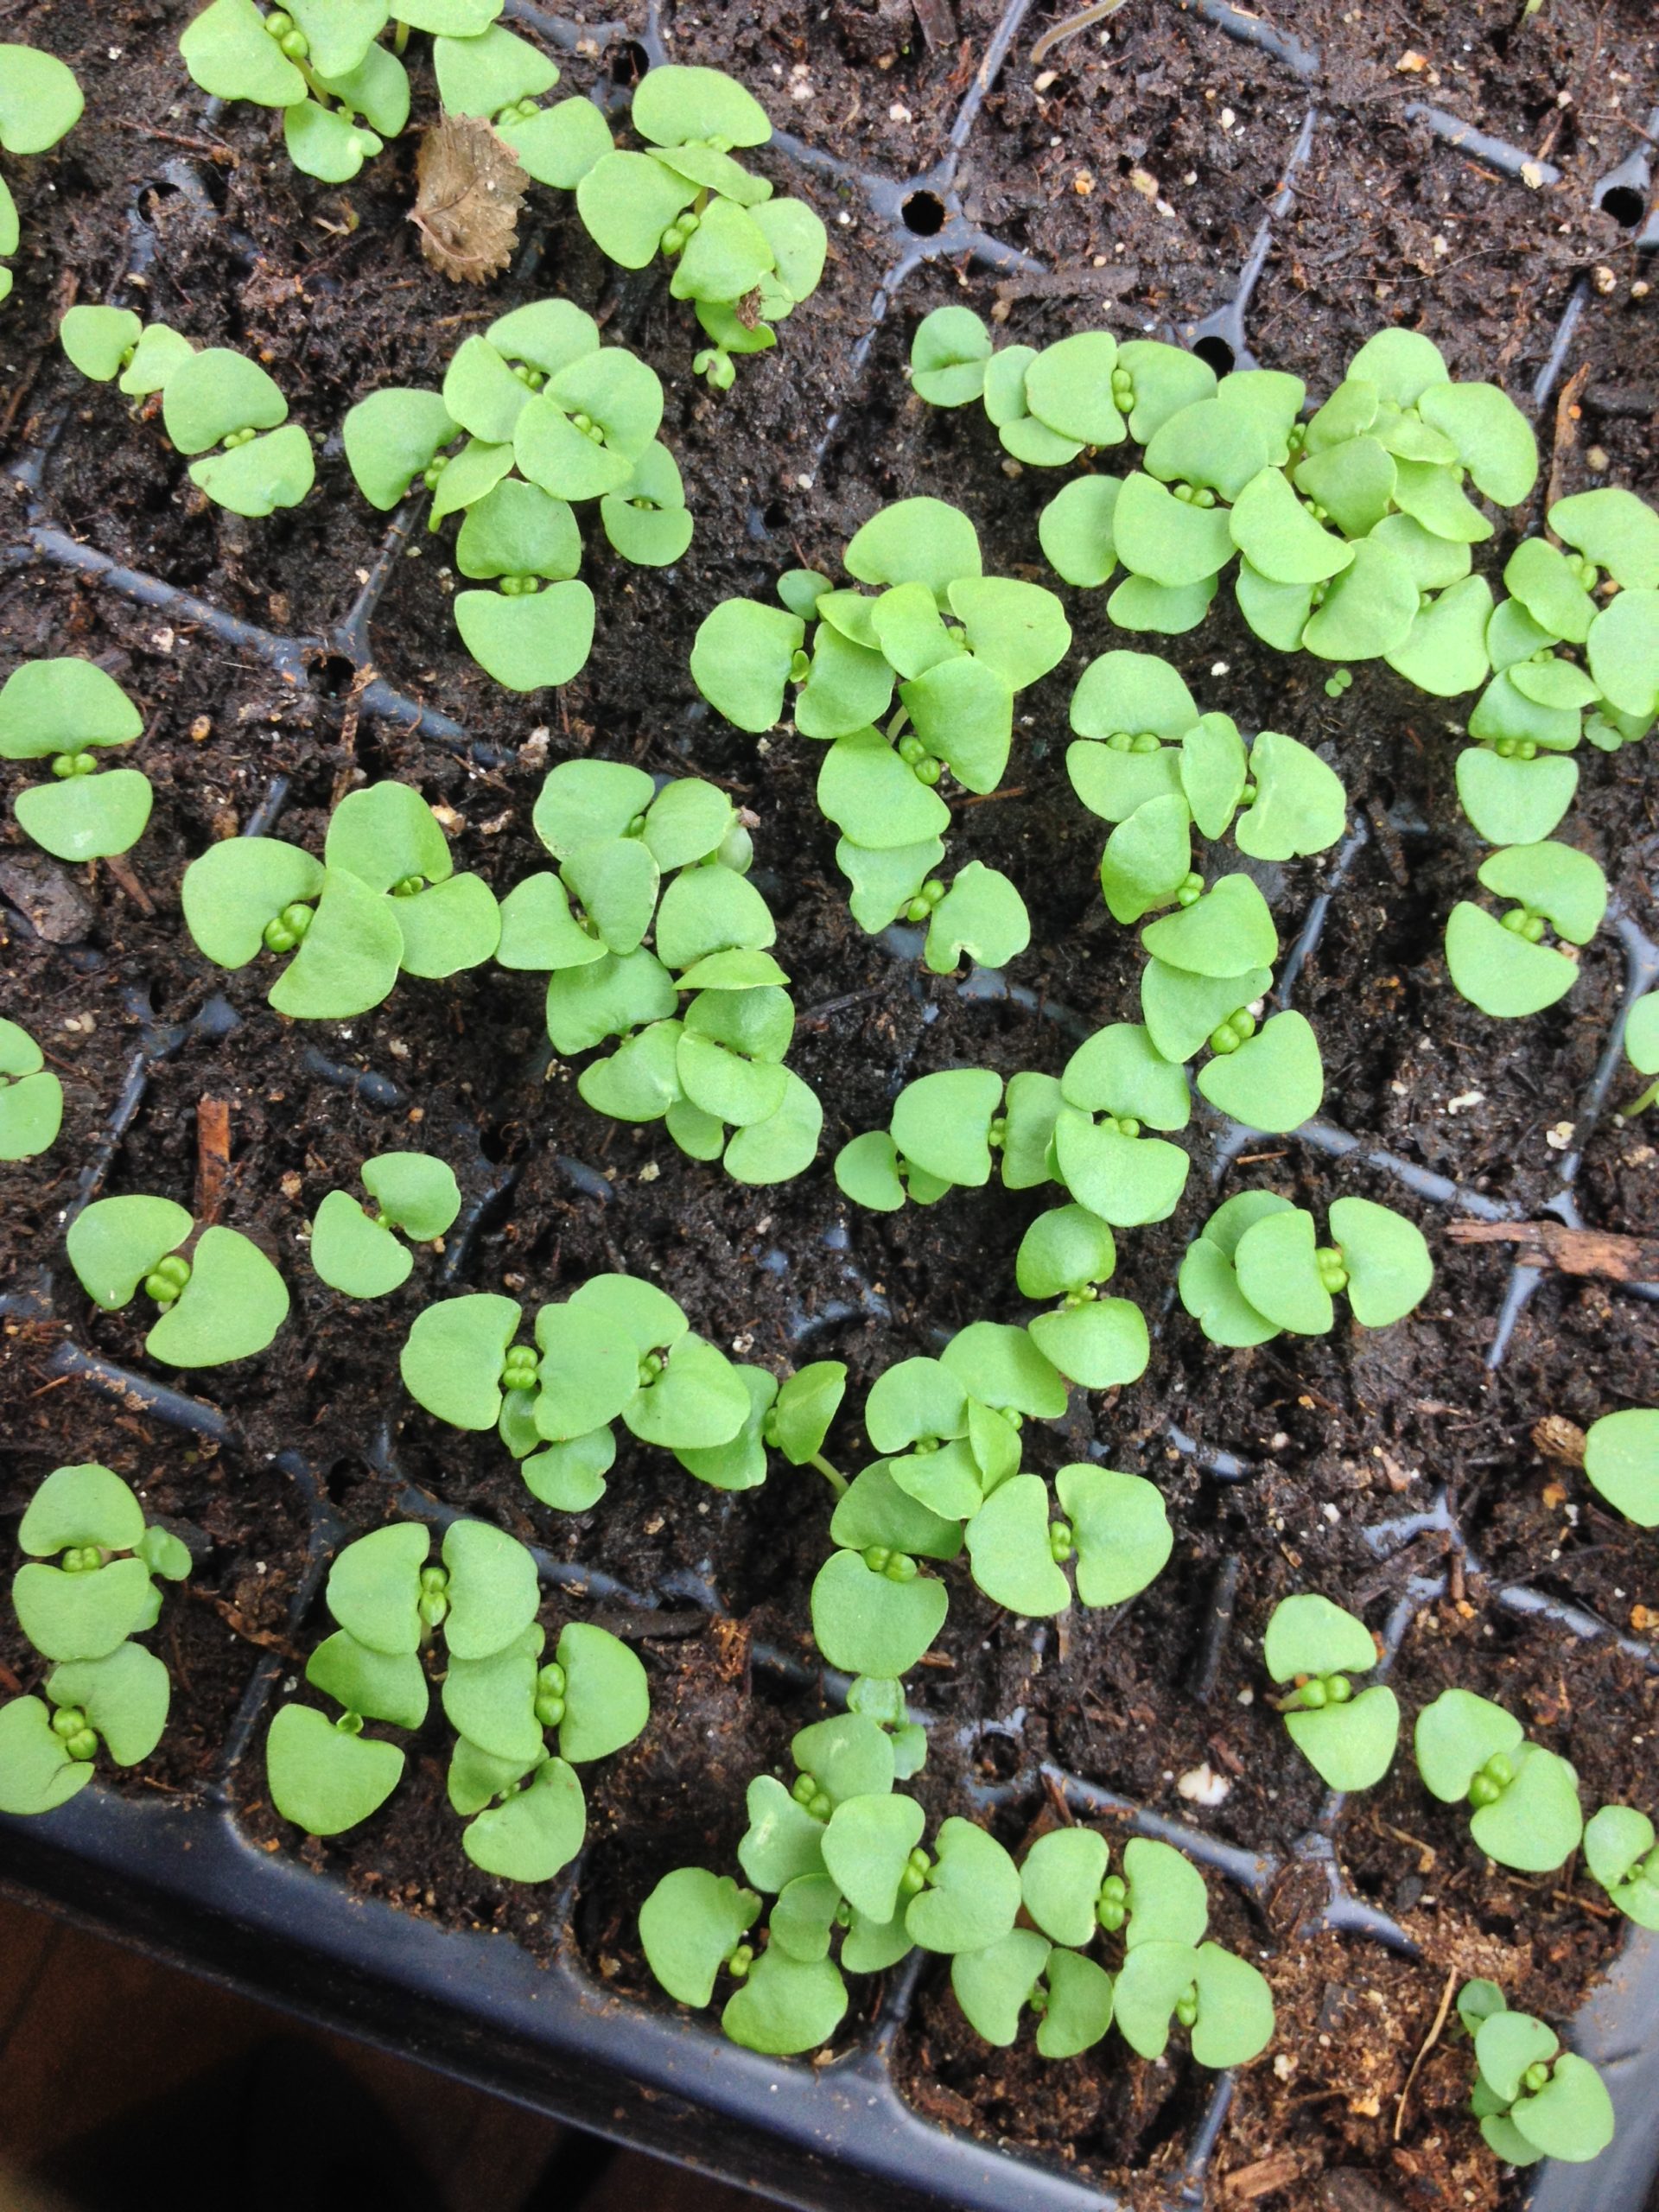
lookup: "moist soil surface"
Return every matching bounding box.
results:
[2,2,1658,2208]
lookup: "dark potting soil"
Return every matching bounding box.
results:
[2,1,1658,2206]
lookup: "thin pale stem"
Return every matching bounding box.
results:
[1618,1079,1658,1120]
[808,1452,848,1497]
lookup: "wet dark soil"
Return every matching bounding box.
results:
[2,2,1658,2207]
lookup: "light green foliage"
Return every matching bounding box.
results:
[1180,1192,1432,1346]
[399,1274,841,1513]
[67,1194,289,1368]
[0,1014,62,1160]
[500,761,819,1185]
[342,302,685,690]
[913,315,1538,681]
[181,779,500,1019]
[536,62,827,385]
[0,1464,189,1813]
[266,1513,646,1867]
[0,41,81,300]
[980,1827,1272,2063]
[690,501,1065,950]
[1581,1406,1659,1526]
[1584,1804,1659,1931]
[1445,841,1606,1019]
[1262,1593,1398,1791]
[0,43,83,156]
[1463,1985,1615,2167]
[0,657,150,863]
[63,316,313,513]
[309,1152,461,1298]
[1623,993,1659,1118]
[1414,1688,1582,1872]
[179,1,543,182]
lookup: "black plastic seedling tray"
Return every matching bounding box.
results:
[5,0,1659,2206]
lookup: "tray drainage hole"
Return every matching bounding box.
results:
[318,652,358,699]
[1192,333,1236,375]
[902,190,947,237]
[1599,183,1649,228]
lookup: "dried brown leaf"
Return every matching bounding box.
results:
[411,114,525,284]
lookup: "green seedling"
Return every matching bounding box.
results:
[1111,1934,1275,2069]
[975,1829,1270,2064]
[266,1514,647,1876]
[1414,1688,1582,1872]
[642,1709,928,2055]
[308,1151,461,1298]
[0,1015,62,1160]
[397,1274,803,1513]
[0,1463,190,1814]
[551,63,826,385]
[676,1358,849,1496]
[0,657,149,862]
[1262,1592,1398,1791]
[966,1465,1172,1620]
[1619,990,1659,1119]
[63,325,315,515]
[181,1,532,183]
[1179,1192,1433,1346]
[498,760,818,1185]
[0,43,82,303]
[67,1194,289,1368]
[1445,841,1605,1019]
[819,1331,1162,1630]
[1584,1804,1659,1930]
[343,302,684,690]
[690,500,1065,946]
[913,315,1536,671]
[1067,649,1346,953]
[1580,1407,1659,1527]
[1463,1983,1615,2167]
[181,779,499,1020]
[59,306,196,397]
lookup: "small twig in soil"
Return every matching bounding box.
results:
[911,0,957,50]
[1031,0,1133,66]
[1447,1217,1659,1282]
[798,985,890,1027]
[1040,1768,1076,1825]
[955,786,1028,806]
[196,1098,233,1226]
[1223,2154,1302,2202]
[1546,362,1592,534]
[185,1586,306,1663]
[111,118,237,162]
[99,853,156,916]
[1371,1809,1437,1875]
[1394,1964,1458,2143]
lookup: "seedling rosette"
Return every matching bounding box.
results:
[343,301,690,691]
[494,759,820,1185]
[1460,1982,1615,2167]
[265,1516,648,1879]
[0,658,150,862]
[0,1014,63,1160]
[1179,1192,1432,1347]
[0,42,82,302]
[1414,1688,1582,1872]
[690,499,1067,961]
[0,1464,191,1815]
[397,1273,843,1516]
[1262,1592,1398,1791]
[67,1194,289,1369]
[309,1152,462,1298]
[181,779,500,1020]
